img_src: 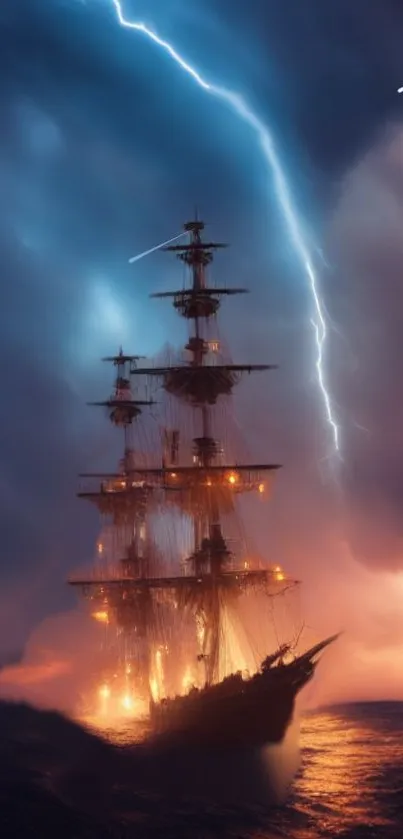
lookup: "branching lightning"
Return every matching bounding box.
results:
[111,0,340,453]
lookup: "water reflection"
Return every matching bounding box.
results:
[291,703,403,837]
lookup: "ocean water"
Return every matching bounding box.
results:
[1,700,402,838]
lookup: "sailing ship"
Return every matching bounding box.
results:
[69,219,336,747]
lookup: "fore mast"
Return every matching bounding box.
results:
[76,351,157,694]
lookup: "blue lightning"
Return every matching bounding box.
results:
[111,0,340,453]
[129,231,185,263]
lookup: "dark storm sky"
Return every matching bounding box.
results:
[1,0,403,657]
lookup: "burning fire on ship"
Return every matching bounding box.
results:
[69,218,337,745]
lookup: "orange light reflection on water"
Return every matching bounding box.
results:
[295,708,402,833]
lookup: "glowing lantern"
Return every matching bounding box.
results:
[92,610,109,624]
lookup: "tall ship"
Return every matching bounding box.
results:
[69,219,336,747]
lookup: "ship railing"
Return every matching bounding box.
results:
[159,466,277,495]
[77,476,148,496]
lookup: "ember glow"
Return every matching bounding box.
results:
[150,648,165,703]
[94,679,148,722]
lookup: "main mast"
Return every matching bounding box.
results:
[162,220,247,570]
[127,219,284,685]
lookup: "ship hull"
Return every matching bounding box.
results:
[150,657,316,749]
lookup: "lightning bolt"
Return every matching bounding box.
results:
[129,231,185,263]
[111,0,340,453]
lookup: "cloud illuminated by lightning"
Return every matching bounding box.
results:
[110,0,340,453]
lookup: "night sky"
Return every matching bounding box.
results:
[1,0,403,700]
